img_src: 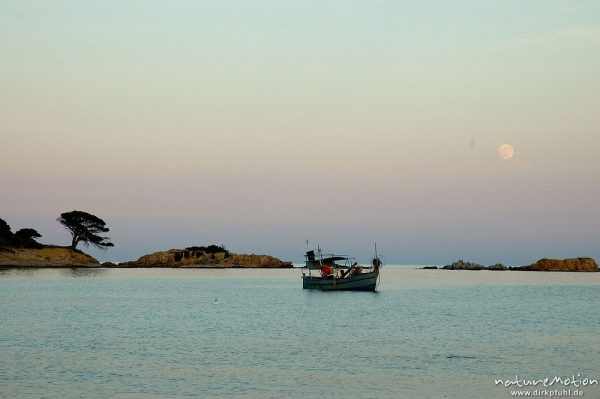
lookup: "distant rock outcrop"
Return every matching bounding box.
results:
[441,259,507,271]
[0,247,99,267]
[122,247,293,268]
[101,262,117,267]
[517,258,598,272]
[487,263,508,271]
[432,257,598,272]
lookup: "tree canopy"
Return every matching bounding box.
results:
[14,228,43,248]
[57,211,114,250]
[0,218,12,245]
[15,228,42,240]
[0,219,43,248]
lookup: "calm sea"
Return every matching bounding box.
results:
[1,266,599,399]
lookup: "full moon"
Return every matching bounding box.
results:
[498,144,514,160]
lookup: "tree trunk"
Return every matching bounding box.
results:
[71,236,78,250]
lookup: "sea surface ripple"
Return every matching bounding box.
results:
[1,266,599,398]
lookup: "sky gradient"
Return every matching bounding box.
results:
[1,1,599,264]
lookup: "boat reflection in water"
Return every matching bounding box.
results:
[301,248,382,291]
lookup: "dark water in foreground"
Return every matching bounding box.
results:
[1,267,599,399]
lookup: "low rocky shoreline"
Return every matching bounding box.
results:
[0,247,99,268]
[2,246,597,272]
[0,246,293,269]
[107,247,293,268]
[423,258,599,272]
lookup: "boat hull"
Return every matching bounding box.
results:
[302,270,379,291]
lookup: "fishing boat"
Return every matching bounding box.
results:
[301,248,383,291]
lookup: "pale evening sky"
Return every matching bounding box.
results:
[1,0,599,264]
